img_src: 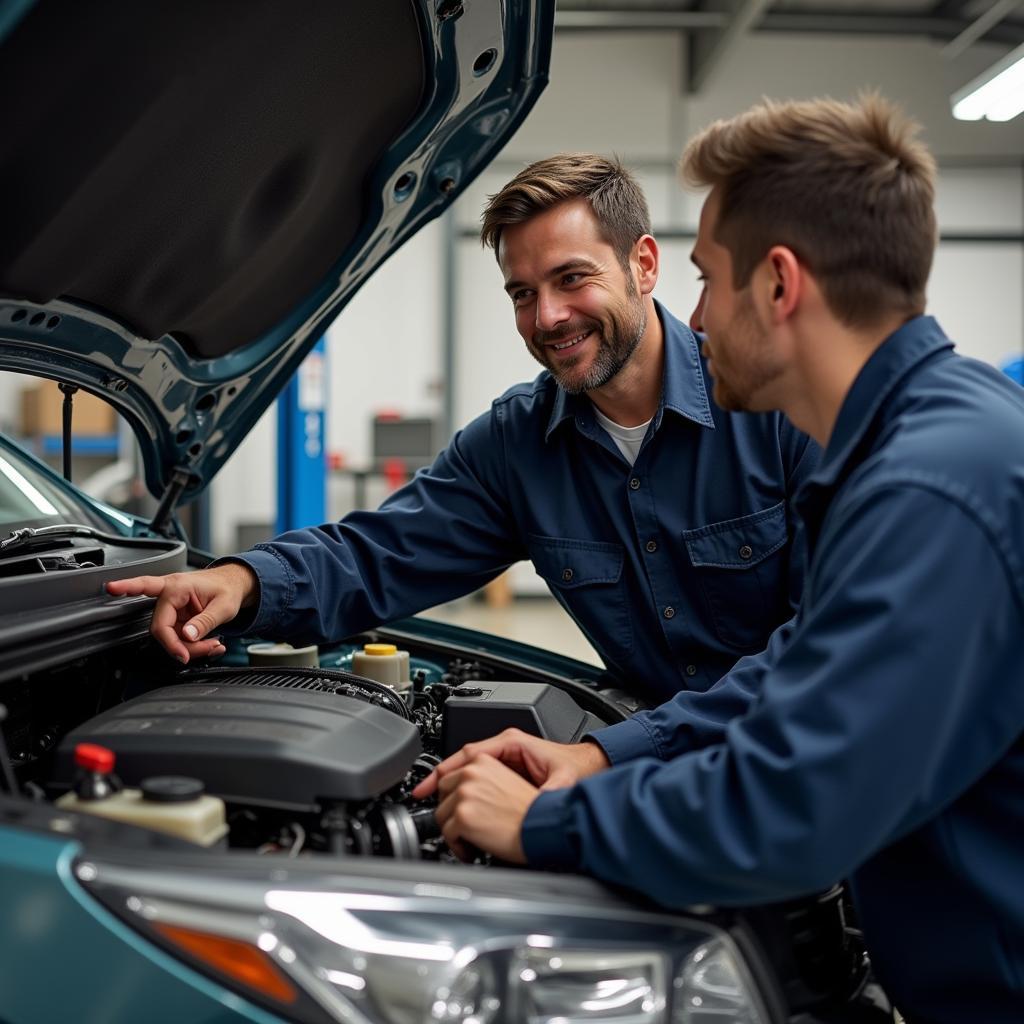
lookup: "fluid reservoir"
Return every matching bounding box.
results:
[247,641,319,668]
[351,643,411,692]
[56,746,228,846]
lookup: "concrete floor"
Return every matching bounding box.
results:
[419,595,603,667]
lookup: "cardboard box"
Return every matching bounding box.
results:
[19,381,117,437]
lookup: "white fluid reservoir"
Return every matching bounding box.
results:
[351,643,411,691]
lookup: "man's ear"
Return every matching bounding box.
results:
[765,245,801,323]
[634,235,659,295]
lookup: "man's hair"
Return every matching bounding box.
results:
[480,154,651,267]
[679,94,937,328]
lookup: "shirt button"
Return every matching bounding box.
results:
[629,477,641,490]
[739,544,753,560]
[663,606,675,619]
[562,568,574,582]
[646,540,658,553]
[685,664,698,677]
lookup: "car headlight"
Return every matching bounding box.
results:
[76,855,774,1024]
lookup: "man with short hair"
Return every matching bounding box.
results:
[420,97,1024,1021]
[109,155,816,710]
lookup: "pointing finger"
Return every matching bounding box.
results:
[106,576,168,598]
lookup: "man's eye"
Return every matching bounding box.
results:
[696,274,708,283]
[511,290,533,305]
[562,273,581,286]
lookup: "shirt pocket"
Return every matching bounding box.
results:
[682,501,790,652]
[527,534,633,659]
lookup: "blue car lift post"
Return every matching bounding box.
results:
[276,337,327,535]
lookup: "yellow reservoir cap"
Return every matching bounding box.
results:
[363,643,398,656]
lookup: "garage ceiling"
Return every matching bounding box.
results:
[556,0,1024,91]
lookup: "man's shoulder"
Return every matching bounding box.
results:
[490,371,560,418]
[451,371,561,456]
[847,351,1024,547]
[879,352,1024,487]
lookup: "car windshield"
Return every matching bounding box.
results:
[0,440,107,532]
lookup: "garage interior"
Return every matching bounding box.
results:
[0,3,1021,1023]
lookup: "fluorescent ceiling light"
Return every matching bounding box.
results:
[951,40,1024,121]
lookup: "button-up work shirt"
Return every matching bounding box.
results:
[525,317,1024,1022]
[230,302,817,703]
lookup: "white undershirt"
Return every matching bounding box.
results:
[593,406,652,466]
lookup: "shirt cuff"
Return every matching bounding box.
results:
[209,549,291,637]
[586,716,659,765]
[521,789,579,870]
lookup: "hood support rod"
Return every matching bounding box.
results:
[57,383,78,482]
[150,468,193,539]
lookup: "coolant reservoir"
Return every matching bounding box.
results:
[352,642,411,691]
[57,773,228,847]
[247,641,319,668]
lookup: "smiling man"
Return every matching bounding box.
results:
[421,99,1024,1022]
[109,155,817,714]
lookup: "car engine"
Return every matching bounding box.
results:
[1,642,612,861]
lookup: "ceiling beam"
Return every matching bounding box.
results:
[554,10,727,30]
[941,0,1024,56]
[686,0,774,93]
[930,0,975,17]
[755,10,1024,45]
[554,7,1024,48]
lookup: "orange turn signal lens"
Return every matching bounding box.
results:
[155,923,298,1004]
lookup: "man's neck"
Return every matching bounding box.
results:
[781,311,912,448]
[587,296,664,426]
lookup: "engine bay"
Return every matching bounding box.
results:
[0,629,878,1018]
[0,630,620,862]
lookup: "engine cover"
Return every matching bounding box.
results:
[56,682,421,810]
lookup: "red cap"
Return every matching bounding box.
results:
[74,743,115,774]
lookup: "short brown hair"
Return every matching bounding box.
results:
[480,154,651,267]
[680,94,937,328]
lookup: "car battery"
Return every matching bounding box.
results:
[440,681,604,758]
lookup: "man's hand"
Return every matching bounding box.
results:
[105,563,258,664]
[412,728,610,800]
[435,753,538,862]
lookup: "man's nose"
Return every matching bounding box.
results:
[689,289,705,332]
[535,289,570,332]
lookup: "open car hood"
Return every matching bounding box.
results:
[0,0,553,506]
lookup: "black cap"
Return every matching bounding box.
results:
[140,776,205,803]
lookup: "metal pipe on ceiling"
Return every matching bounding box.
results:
[553,8,1024,47]
[941,0,1024,57]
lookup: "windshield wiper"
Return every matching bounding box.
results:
[0,524,105,554]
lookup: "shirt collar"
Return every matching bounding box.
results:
[805,315,954,493]
[544,299,715,442]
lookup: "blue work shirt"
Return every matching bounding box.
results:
[228,302,817,703]
[524,316,1024,1022]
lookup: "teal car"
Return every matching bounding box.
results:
[0,3,885,1022]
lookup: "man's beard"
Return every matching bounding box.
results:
[530,283,647,395]
[707,292,782,412]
